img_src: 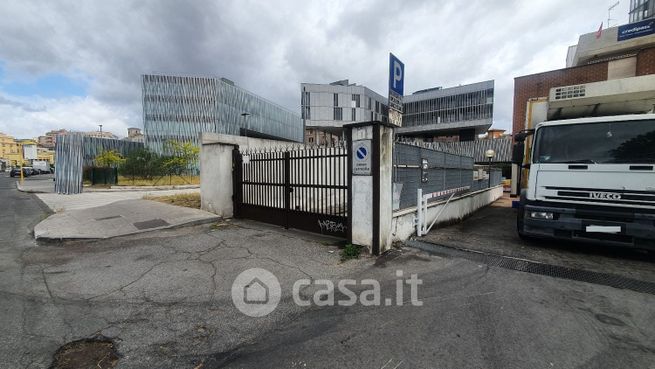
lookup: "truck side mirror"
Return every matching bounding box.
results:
[512,142,525,164]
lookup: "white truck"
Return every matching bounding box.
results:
[514,114,655,249]
[32,160,51,174]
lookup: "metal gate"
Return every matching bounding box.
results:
[233,146,348,238]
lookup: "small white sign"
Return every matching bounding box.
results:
[585,225,621,234]
[352,140,371,175]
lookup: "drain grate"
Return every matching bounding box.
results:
[133,218,170,230]
[407,240,655,295]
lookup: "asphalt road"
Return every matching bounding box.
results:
[421,195,655,283]
[1,176,654,369]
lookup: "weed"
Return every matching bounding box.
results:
[340,243,363,261]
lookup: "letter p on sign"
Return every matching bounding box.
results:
[388,53,404,96]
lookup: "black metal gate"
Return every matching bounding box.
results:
[233,146,348,238]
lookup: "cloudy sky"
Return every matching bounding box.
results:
[0,0,630,139]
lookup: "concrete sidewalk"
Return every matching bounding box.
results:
[14,174,55,193]
[34,199,219,240]
[36,188,199,212]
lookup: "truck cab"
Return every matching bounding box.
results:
[516,114,655,249]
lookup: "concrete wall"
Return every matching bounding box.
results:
[379,125,394,252]
[391,185,504,242]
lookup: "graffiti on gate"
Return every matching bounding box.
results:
[318,219,347,234]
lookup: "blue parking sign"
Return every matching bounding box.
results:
[389,53,404,96]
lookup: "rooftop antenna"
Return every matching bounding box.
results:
[608,1,620,27]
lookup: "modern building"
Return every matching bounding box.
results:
[629,0,654,22]
[143,74,303,154]
[516,19,655,136]
[301,80,388,144]
[37,129,68,149]
[397,80,495,142]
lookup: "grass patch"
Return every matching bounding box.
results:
[117,175,200,186]
[340,243,363,261]
[143,192,201,209]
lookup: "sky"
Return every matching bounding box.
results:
[0,0,630,139]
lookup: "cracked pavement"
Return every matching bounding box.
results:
[1,175,372,368]
[2,175,655,368]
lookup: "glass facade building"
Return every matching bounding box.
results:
[142,74,303,154]
[300,80,388,144]
[397,80,494,142]
[629,0,654,22]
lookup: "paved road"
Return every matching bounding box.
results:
[1,176,654,369]
[421,195,655,283]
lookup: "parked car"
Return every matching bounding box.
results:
[9,167,31,178]
[23,166,39,175]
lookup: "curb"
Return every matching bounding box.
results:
[16,181,51,194]
[84,185,200,192]
[34,215,220,242]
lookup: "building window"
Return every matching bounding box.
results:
[334,107,343,120]
[308,137,314,143]
[302,106,311,120]
[352,108,356,121]
[375,101,380,113]
[352,94,360,108]
[333,93,339,107]
[302,91,311,106]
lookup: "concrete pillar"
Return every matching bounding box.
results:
[345,121,395,255]
[200,142,237,217]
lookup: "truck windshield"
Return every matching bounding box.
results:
[533,119,655,164]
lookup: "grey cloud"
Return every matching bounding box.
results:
[0,95,45,112]
[0,0,632,134]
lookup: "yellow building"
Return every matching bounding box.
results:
[0,134,52,167]
[37,147,55,164]
[0,132,23,167]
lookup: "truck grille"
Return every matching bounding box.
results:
[545,186,655,207]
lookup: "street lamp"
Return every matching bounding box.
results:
[485,149,496,188]
[241,112,250,137]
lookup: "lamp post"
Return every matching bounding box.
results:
[99,124,103,137]
[485,149,495,188]
[241,112,250,138]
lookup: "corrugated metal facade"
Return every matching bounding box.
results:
[143,74,303,155]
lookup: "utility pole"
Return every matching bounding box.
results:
[608,1,620,28]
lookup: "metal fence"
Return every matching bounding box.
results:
[393,142,502,210]
[395,136,513,163]
[54,133,85,194]
[54,135,144,194]
[234,145,348,237]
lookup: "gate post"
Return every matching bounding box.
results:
[345,121,395,255]
[284,151,291,229]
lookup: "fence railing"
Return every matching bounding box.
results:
[393,142,502,210]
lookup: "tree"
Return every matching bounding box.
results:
[161,140,199,183]
[120,148,163,181]
[95,150,125,168]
